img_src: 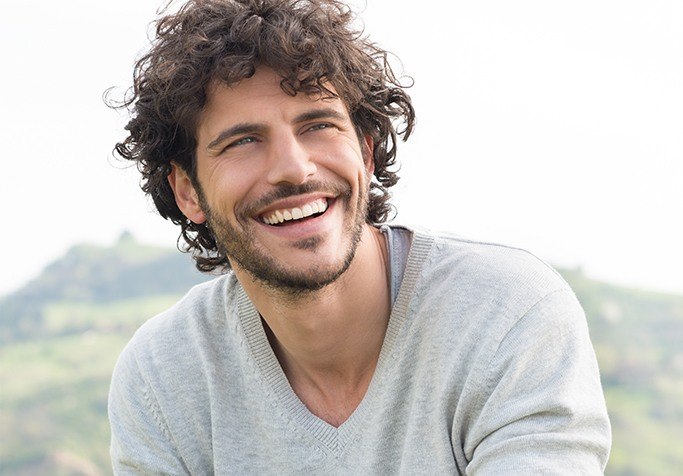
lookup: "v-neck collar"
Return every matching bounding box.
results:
[235,229,434,456]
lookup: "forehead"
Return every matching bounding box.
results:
[197,67,350,140]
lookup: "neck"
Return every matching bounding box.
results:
[234,225,391,419]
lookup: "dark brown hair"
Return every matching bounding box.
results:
[111,0,415,272]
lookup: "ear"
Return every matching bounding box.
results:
[362,134,375,175]
[167,163,207,224]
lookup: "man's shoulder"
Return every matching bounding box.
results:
[403,225,572,310]
[108,273,245,470]
[115,273,240,374]
[140,273,233,333]
[409,225,562,278]
[396,226,588,379]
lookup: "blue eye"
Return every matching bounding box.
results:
[308,123,332,132]
[222,136,258,153]
[232,136,257,146]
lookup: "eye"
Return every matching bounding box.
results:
[306,123,334,133]
[224,136,258,151]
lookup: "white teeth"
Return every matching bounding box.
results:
[262,198,329,225]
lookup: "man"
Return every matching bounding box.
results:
[108,0,611,473]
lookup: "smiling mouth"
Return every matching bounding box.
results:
[260,198,329,226]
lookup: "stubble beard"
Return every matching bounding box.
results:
[200,179,370,297]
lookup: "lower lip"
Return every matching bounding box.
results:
[255,199,337,240]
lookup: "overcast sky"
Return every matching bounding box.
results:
[1,0,681,297]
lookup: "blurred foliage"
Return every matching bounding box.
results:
[0,238,681,474]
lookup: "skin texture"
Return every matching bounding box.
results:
[169,67,392,426]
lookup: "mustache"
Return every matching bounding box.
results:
[239,180,352,218]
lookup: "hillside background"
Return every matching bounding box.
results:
[1,233,681,475]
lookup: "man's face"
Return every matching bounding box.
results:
[170,67,374,293]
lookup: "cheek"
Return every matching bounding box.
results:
[213,172,280,228]
[201,162,259,208]
[318,142,367,178]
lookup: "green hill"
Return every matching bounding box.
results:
[0,231,208,344]
[0,237,681,474]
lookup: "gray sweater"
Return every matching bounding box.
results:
[109,227,611,474]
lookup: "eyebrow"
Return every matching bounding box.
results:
[205,107,348,152]
[292,107,347,124]
[206,123,263,151]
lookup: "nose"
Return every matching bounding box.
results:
[265,132,317,185]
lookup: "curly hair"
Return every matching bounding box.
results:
[111,0,415,272]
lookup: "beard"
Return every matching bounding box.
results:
[199,178,370,295]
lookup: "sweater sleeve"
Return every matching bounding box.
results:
[108,344,190,475]
[463,289,611,475]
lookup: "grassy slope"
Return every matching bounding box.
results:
[1,296,182,475]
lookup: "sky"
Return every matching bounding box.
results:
[1,0,681,297]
